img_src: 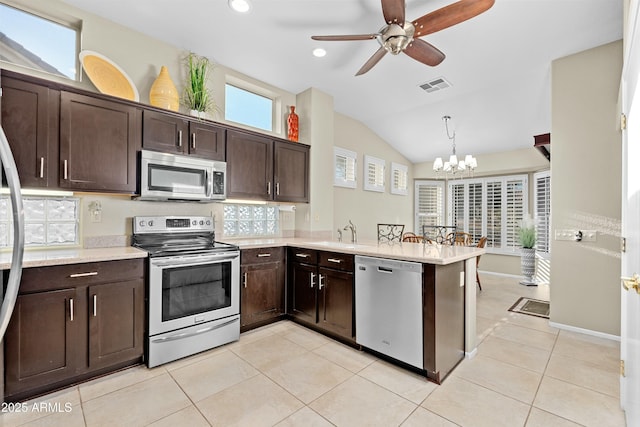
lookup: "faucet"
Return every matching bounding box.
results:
[343,220,357,243]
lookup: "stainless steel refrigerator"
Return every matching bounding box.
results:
[0,124,25,402]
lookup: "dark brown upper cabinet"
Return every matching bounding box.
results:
[0,75,60,188]
[142,109,225,161]
[59,91,140,193]
[226,129,309,202]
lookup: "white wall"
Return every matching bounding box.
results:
[550,40,623,336]
[333,113,414,241]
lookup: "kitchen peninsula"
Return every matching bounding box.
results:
[233,237,484,383]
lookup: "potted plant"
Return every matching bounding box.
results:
[518,215,537,286]
[182,52,215,118]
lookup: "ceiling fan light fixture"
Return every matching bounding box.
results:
[228,0,251,13]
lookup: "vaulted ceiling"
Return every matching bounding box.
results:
[63,0,623,163]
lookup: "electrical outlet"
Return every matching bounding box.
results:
[91,210,102,223]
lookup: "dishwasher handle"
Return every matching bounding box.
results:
[377,266,394,274]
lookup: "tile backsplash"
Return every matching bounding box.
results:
[0,196,80,248]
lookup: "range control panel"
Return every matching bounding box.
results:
[133,216,214,234]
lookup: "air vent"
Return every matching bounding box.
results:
[419,77,452,93]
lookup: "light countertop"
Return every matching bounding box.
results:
[0,237,483,270]
[224,237,484,265]
[0,246,148,270]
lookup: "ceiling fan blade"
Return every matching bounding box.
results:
[404,39,445,66]
[311,34,378,41]
[382,0,405,25]
[412,0,495,37]
[355,47,388,76]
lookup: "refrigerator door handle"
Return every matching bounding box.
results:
[0,126,25,340]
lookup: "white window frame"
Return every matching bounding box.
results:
[0,2,81,81]
[363,155,385,193]
[446,174,529,254]
[224,76,280,133]
[534,170,551,258]
[333,147,357,189]
[414,180,445,234]
[390,162,408,195]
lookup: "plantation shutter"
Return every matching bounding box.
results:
[334,147,357,188]
[467,182,483,243]
[534,171,551,254]
[414,180,444,232]
[505,177,527,251]
[449,183,465,231]
[364,155,385,192]
[486,180,502,249]
[391,163,408,195]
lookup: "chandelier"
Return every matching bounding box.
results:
[433,115,477,177]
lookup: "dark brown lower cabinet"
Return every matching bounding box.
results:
[288,248,354,341]
[240,247,285,331]
[3,259,145,402]
[88,280,144,371]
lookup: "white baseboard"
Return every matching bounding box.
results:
[465,348,478,359]
[548,321,621,342]
[478,270,523,280]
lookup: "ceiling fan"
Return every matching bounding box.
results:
[311,0,495,76]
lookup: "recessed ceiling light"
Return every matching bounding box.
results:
[313,48,326,58]
[228,0,251,13]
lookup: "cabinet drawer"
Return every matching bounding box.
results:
[19,259,145,294]
[241,247,284,265]
[318,251,354,271]
[288,247,317,264]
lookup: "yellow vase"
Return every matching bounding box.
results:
[149,66,179,111]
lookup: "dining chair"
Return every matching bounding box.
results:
[423,225,456,244]
[377,224,405,243]
[450,231,472,246]
[476,236,488,290]
[401,232,424,243]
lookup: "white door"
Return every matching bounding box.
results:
[621,1,640,424]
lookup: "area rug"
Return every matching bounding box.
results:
[508,297,550,319]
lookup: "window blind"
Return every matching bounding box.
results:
[421,175,528,252]
[486,180,502,249]
[414,181,444,231]
[534,171,551,254]
[364,155,385,192]
[334,147,357,188]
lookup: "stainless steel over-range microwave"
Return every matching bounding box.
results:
[139,149,226,201]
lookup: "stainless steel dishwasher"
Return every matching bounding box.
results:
[355,255,423,369]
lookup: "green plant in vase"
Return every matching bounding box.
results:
[182,52,216,118]
[518,215,537,286]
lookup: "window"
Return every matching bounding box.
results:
[223,204,279,237]
[390,162,408,195]
[534,171,551,255]
[364,155,385,192]
[334,147,357,188]
[414,180,444,233]
[224,83,273,131]
[0,3,79,80]
[446,174,528,253]
[0,196,79,247]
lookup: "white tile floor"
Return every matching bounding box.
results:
[0,274,627,427]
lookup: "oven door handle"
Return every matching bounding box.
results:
[150,252,239,267]
[150,317,239,343]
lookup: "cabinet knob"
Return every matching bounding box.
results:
[243,272,248,288]
[310,272,315,288]
[63,160,68,180]
[178,130,183,147]
[93,294,97,317]
[40,157,45,179]
[191,133,196,150]
[69,298,74,322]
[257,253,271,257]
[318,274,325,290]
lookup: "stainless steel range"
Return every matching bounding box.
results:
[132,215,240,368]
